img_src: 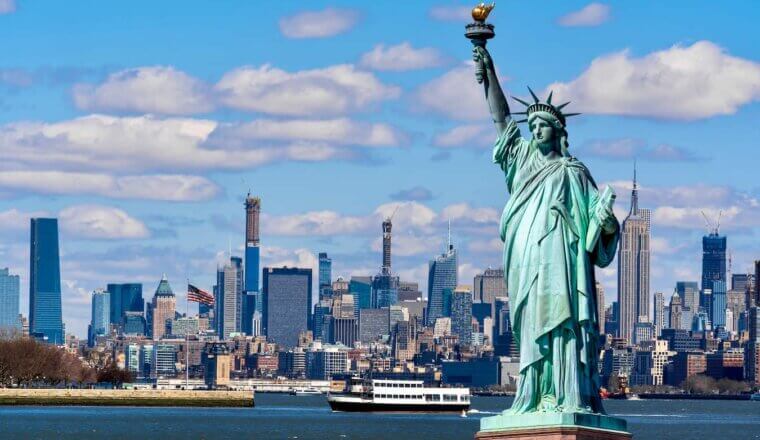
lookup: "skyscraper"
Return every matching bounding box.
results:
[595,281,606,334]
[89,289,110,346]
[653,291,664,337]
[29,218,63,344]
[473,268,507,305]
[372,217,399,308]
[263,267,312,349]
[710,280,727,327]
[701,227,726,310]
[244,193,261,334]
[451,286,473,347]
[426,241,458,325]
[349,276,372,309]
[382,217,392,271]
[151,275,176,340]
[107,283,143,329]
[617,166,651,343]
[0,268,20,331]
[675,281,700,312]
[216,257,242,339]
[318,252,332,299]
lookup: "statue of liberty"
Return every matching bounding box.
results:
[471,34,620,415]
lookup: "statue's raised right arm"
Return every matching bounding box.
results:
[473,46,510,135]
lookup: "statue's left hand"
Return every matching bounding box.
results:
[596,204,617,233]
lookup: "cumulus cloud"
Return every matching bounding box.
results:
[415,62,489,121]
[578,138,705,162]
[0,0,15,14]
[73,66,214,115]
[279,8,359,38]
[389,186,434,202]
[0,114,404,174]
[428,5,471,22]
[216,64,399,116]
[262,201,498,256]
[557,3,611,27]
[608,180,760,231]
[0,171,219,201]
[546,41,760,120]
[59,205,150,239]
[432,123,493,148]
[359,42,447,71]
[279,8,360,39]
[0,205,149,239]
[208,118,407,149]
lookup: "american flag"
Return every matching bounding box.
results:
[187,284,214,306]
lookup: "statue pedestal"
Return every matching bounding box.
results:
[475,412,631,440]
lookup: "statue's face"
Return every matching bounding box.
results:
[530,118,555,148]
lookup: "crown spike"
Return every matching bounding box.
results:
[511,111,528,115]
[556,101,571,110]
[527,86,539,103]
[546,90,553,105]
[512,96,532,107]
[563,112,581,117]
[515,119,528,123]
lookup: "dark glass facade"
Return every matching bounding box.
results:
[29,218,63,344]
[263,267,312,348]
[107,283,143,326]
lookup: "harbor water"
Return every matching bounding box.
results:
[1,394,759,439]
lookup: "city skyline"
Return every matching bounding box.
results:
[0,1,758,337]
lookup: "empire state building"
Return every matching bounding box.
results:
[617,165,651,344]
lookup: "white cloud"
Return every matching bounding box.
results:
[608,181,760,231]
[557,3,611,27]
[440,203,499,226]
[372,234,443,257]
[263,211,371,236]
[0,171,219,201]
[359,42,446,71]
[0,0,15,14]
[265,247,318,272]
[59,205,150,239]
[429,5,471,22]
[0,208,47,230]
[209,118,406,148]
[415,62,489,121]
[73,66,214,115]
[1,114,404,174]
[216,64,399,116]
[546,41,760,120]
[0,205,148,239]
[579,138,703,162]
[433,123,493,148]
[468,238,502,254]
[279,8,360,39]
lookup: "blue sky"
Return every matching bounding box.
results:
[0,1,758,337]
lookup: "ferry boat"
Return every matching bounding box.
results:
[327,377,470,412]
[290,387,323,396]
[750,392,760,402]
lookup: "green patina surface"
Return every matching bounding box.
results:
[466,6,630,435]
[480,412,628,434]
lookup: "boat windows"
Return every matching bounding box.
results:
[443,394,458,401]
[425,394,440,402]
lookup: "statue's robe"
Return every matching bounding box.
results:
[493,119,619,414]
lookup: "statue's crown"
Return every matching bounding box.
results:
[512,87,580,126]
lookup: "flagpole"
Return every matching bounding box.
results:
[186,278,190,390]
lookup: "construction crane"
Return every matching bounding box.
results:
[700,210,722,235]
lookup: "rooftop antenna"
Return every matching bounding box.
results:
[447,218,452,251]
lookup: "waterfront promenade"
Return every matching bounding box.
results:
[0,388,254,407]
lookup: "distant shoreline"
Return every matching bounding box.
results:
[0,389,254,407]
